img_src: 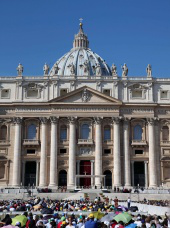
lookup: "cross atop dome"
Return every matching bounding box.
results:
[73,19,89,49]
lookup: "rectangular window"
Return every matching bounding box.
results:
[60,89,68,96]
[27,89,38,98]
[160,91,168,99]
[1,89,10,99]
[104,149,111,154]
[103,89,111,96]
[60,148,67,154]
[27,149,36,154]
[135,150,143,155]
[132,90,143,98]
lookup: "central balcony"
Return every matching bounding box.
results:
[78,139,94,145]
[131,140,147,146]
[23,139,40,146]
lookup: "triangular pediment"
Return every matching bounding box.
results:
[50,86,122,105]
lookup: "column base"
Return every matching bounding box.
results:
[48,184,58,188]
[67,185,75,190]
[148,185,157,189]
[124,184,132,188]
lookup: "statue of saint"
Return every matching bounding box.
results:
[146,64,152,77]
[95,63,102,76]
[83,60,89,74]
[111,63,117,76]
[17,63,23,76]
[121,63,128,77]
[43,63,49,75]
[54,63,60,75]
[70,63,75,75]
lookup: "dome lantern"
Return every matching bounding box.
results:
[73,20,89,49]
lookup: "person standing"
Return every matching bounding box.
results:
[127,197,131,209]
[114,197,119,208]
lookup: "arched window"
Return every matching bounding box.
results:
[162,126,169,141]
[104,170,112,187]
[60,125,67,140]
[0,125,7,140]
[133,124,142,140]
[27,124,36,140]
[104,125,111,140]
[58,170,67,186]
[81,124,90,139]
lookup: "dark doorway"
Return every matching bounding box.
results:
[134,162,145,186]
[25,161,36,186]
[80,160,91,187]
[58,170,67,186]
[104,170,112,187]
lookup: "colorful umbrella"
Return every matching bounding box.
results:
[114,212,132,224]
[125,223,137,228]
[92,212,105,220]
[12,215,27,227]
[100,212,116,222]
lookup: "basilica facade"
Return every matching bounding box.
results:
[0,23,170,189]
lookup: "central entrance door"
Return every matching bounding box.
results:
[25,161,36,186]
[80,160,91,187]
[134,162,145,186]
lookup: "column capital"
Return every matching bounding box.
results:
[40,117,48,124]
[144,161,148,164]
[90,160,95,163]
[123,117,130,125]
[112,117,122,124]
[93,117,103,125]
[68,116,77,124]
[147,117,159,125]
[50,116,59,123]
[13,117,22,124]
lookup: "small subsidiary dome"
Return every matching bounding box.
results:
[49,23,111,77]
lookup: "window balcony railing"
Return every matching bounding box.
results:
[104,139,113,144]
[60,139,69,144]
[23,139,40,146]
[160,140,170,145]
[0,140,10,145]
[78,139,94,145]
[131,140,147,146]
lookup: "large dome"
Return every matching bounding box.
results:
[49,23,111,77]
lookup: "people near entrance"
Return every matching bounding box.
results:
[114,197,119,208]
[127,197,131,209]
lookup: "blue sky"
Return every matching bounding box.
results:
[0,0,170,77]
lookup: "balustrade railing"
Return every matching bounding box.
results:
[78,139,94,144]
[23,139,40,145]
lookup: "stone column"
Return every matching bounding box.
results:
[76,160,80,187]
[123,118,131,187]
[113,117,121,187]
[36,161,40,187]
[144,161,148,188]
[68,117,77,189]
[12,117,22,186]
[39,117,48,187]
[148,118,157,187]
[21,161,25,186]
[91,160,94,187]
[49,117,58,187]
[131,161,134,187]
[94,117,102,187]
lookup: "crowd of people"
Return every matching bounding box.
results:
[0,197,169,227]
[0,211,170,228]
